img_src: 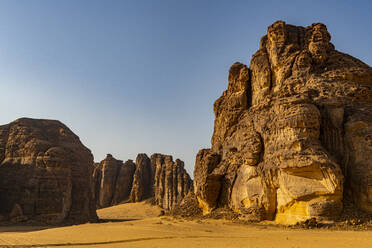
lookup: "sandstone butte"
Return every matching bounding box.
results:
[0,118,97,224]
[193,21,372,225]
[93,153,193,211]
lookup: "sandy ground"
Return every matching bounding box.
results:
[0,202,371,248]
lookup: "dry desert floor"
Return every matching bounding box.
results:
[0,202,371,248]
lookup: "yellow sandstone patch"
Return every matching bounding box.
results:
[197,196,213,215]
[275,200,309,225]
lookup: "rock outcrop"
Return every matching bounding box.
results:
[194,21,372,224]
[0,118,97,224]
[93,153,192,210]
[152,154,193,210]
[92,154,136,208]
[113,159,136,204]
[129,154,154,202]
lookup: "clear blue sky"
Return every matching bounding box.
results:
[1,0,371,174]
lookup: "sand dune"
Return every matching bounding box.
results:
[0,202,371,248]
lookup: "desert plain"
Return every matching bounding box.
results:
[0,202,371,248]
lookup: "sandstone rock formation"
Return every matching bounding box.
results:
[93,154,136,208]
[0,118,97,224]
[93,153,192,210]
[194,21,372,224]
[129,154,154,202]
[114,159,136,204]
[152,154,193,210]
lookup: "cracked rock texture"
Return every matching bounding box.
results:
[194,21,372,224]
[0,118,97,224]
[93,153,192,210]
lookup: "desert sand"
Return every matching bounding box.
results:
[0,202,371,248]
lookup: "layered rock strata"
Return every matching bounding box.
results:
[194,21,372,224]
[93,153,192,210]
[0,118,97,224]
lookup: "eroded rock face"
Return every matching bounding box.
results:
[113,159,136,205]
[344,109,372,213]
[93,155,136,208]
[93,153,192,210]
[194,21,372,224]
[97,154,122,208]
[152,154,193,210]
[193,149,221,214]
[92,154,137,208]
[0,118,97,224]
[129,153,153,202]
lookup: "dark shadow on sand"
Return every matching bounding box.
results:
[0,224,59,233]
[97,218,139,223]
[0,235,231,247]
[0,218,138,233]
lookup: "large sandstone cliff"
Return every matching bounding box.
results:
[0,118,97,224]
[93,153,192,210]
[194,21,372,224]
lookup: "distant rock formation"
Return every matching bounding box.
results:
[152,154,193,210]
[129,154,154,202]
[0,118,97,224]
[92,155,136,208]
[194,21,372,224]
[93,153,192,210]
[114,160,136,204]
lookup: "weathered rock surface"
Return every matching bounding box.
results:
[129,154,154,202]
[193,149,222,214]
[93,153,192,210]
[92,154,136,208]
[194,21,372,224]
[0,118,97,224]
[152,154,193,210]
[97,155,122,208]
[113,159,136,205]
